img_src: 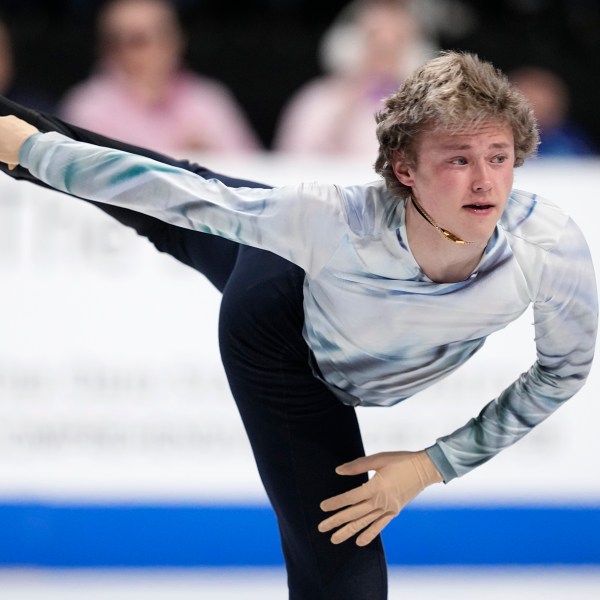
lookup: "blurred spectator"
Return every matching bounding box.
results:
[510,66,597,157]
[59,0,261,155]
[273,0,436,157]
[0,15,55,112]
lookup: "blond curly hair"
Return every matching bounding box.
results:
[374,51,539,198]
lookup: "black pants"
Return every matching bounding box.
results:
[0,97,388,599]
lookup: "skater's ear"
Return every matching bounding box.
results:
[391,151,416,189]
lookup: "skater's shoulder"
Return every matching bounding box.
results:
[500,188,571,251]
[336,180,399,237]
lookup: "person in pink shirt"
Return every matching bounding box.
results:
[59,0,261,155]
[274,0,435,157]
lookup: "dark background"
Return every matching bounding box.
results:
[1,0,599,149]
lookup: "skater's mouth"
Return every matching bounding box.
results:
[463,203,495,213]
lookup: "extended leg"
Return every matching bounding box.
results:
[0,95,389,596]
[219,247,388,600]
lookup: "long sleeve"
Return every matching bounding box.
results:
[19,132,345,276]
[0,92,273,289]
[427,218,598,482]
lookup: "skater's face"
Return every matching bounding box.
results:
[392,121,515,245]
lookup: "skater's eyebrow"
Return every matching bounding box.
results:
[438,142,512,151]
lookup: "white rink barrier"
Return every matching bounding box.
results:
[0,155,598,507]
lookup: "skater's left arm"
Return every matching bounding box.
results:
[428,218,597,481]
[320,218,598,546]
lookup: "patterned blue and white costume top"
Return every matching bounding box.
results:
[20,132,598,482]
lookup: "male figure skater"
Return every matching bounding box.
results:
[0,52,596,599]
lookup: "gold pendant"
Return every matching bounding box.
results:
[410,196,473,245]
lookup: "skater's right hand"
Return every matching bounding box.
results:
[319,450,442,546]
[0,115,39,170]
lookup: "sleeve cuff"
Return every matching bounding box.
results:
[425,443,458,483]
[18,131,43,169]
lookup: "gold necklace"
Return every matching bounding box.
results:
[410,196,473,245]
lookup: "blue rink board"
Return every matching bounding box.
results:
[1,503,599,567]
